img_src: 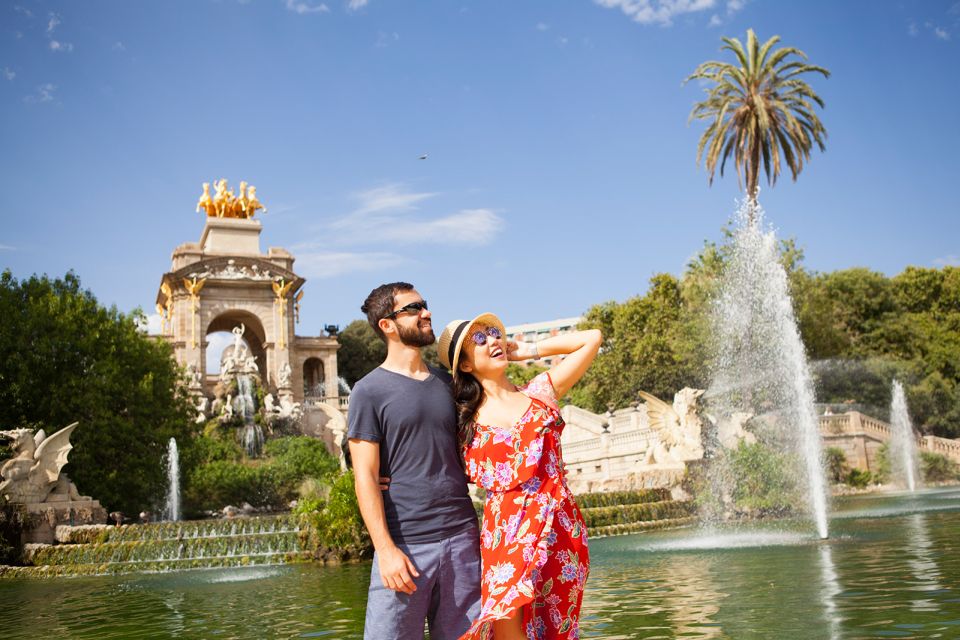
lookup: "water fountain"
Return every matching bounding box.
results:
[164,438,180,522]
[235,374,264,458]
[707,198,830,539]
[890,380,921,492]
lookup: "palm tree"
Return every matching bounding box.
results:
[686,29,830,206]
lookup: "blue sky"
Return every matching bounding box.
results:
[2,0,959,345]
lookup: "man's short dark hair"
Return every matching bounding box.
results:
[361,282,414,342]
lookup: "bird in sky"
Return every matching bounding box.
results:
[418,153,428,160]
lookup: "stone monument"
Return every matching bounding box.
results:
[154,179,347,455]
[0,423,107,544]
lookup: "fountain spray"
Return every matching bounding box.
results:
[709,198,829,539]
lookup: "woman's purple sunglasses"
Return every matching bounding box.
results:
[470,326,502,346]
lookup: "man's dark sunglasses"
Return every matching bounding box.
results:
[384,300,428,320]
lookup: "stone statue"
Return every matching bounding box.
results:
[264,393,277,415]
[196,182,216,216]
[639,389,705,465]
[0,423,79,504]
[223,394,234,419]
[195,396,209,424]
[186,363,203,388]
[713,411,756,449]
[278,395,301,420]
[246,185,266,216]
[277,362,292,388]
[199,179,265,219]
[231,324,248,361]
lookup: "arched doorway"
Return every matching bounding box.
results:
[206,311,268,386]
[303,357,325,399]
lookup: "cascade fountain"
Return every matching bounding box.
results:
[165,438,180,522]
[707,198,829,539]
[890,380,921,491]
[235,373,264,458]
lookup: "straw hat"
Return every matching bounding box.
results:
[437,312,506,376]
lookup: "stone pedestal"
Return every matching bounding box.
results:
[21,498,108,545]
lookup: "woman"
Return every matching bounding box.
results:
[438,314,602,640]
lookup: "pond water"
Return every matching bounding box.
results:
[3,488,960,639]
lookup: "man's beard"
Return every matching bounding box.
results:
[397,321,435,348]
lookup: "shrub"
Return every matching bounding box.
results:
[845,468,873,488]
[873,443,892,484]
[297,471,371,559]
[825,447,847,483]
[920,451,960,482]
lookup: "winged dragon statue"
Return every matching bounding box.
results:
[0,422,80,504]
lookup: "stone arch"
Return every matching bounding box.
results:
[206,310,268,385]
[303,357,325,398]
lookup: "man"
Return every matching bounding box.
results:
[348,282,481,640]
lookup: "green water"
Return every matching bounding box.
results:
[3,488,960,639]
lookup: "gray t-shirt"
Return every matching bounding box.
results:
[347,366,477,545]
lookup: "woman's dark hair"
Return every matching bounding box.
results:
[452,371,484,457]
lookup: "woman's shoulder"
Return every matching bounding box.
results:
[519,371,559,412]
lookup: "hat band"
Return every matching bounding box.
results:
[448,320,471,369]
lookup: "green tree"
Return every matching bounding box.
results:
[0,270,195,515]
[686,29,830,203]
[336,320,386,387]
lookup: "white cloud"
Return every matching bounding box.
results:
[347,0,369,10]
[708,14,722,27]
[291,250,408,278]
[139,312,164,335]
[49,40,74,53]
[536,22,550,31]
[328,184,503,246]
[285,0,329,14]
[934,27,950,40]
[0,244,16,251]
[341,183,439,220]
[375,31,399,47]
[14,5,33,18]
[593,0,718,27]
[2,67,14,81]
[557,35,569,46]
[908,22,919,37]
[24,83,56,104]
[934,255,960,267]
[112,41,126,51]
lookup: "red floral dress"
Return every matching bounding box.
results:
[460,372,589,640]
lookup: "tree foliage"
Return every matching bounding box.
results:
[572,242,960,437]
[0,270,196,514]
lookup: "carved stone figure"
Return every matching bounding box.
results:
[0,423,79,504]
[264,393,277,415]
[278,395,301,420]
[232,324,248,361]
[196,182,216,216]
[712,411,756,449]
[639,388,705,464]
[223,394,234,419]
[195,396,209,424]
[246,185,266,217]
[186,363,203,388]
[277,362,292,388]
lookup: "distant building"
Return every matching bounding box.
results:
[505,316,583,366]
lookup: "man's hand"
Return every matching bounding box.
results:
[378,545,420,594]
[379,476,390,490]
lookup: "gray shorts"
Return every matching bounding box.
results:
[364,525,481,640]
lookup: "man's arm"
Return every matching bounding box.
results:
[349,438,420,594]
